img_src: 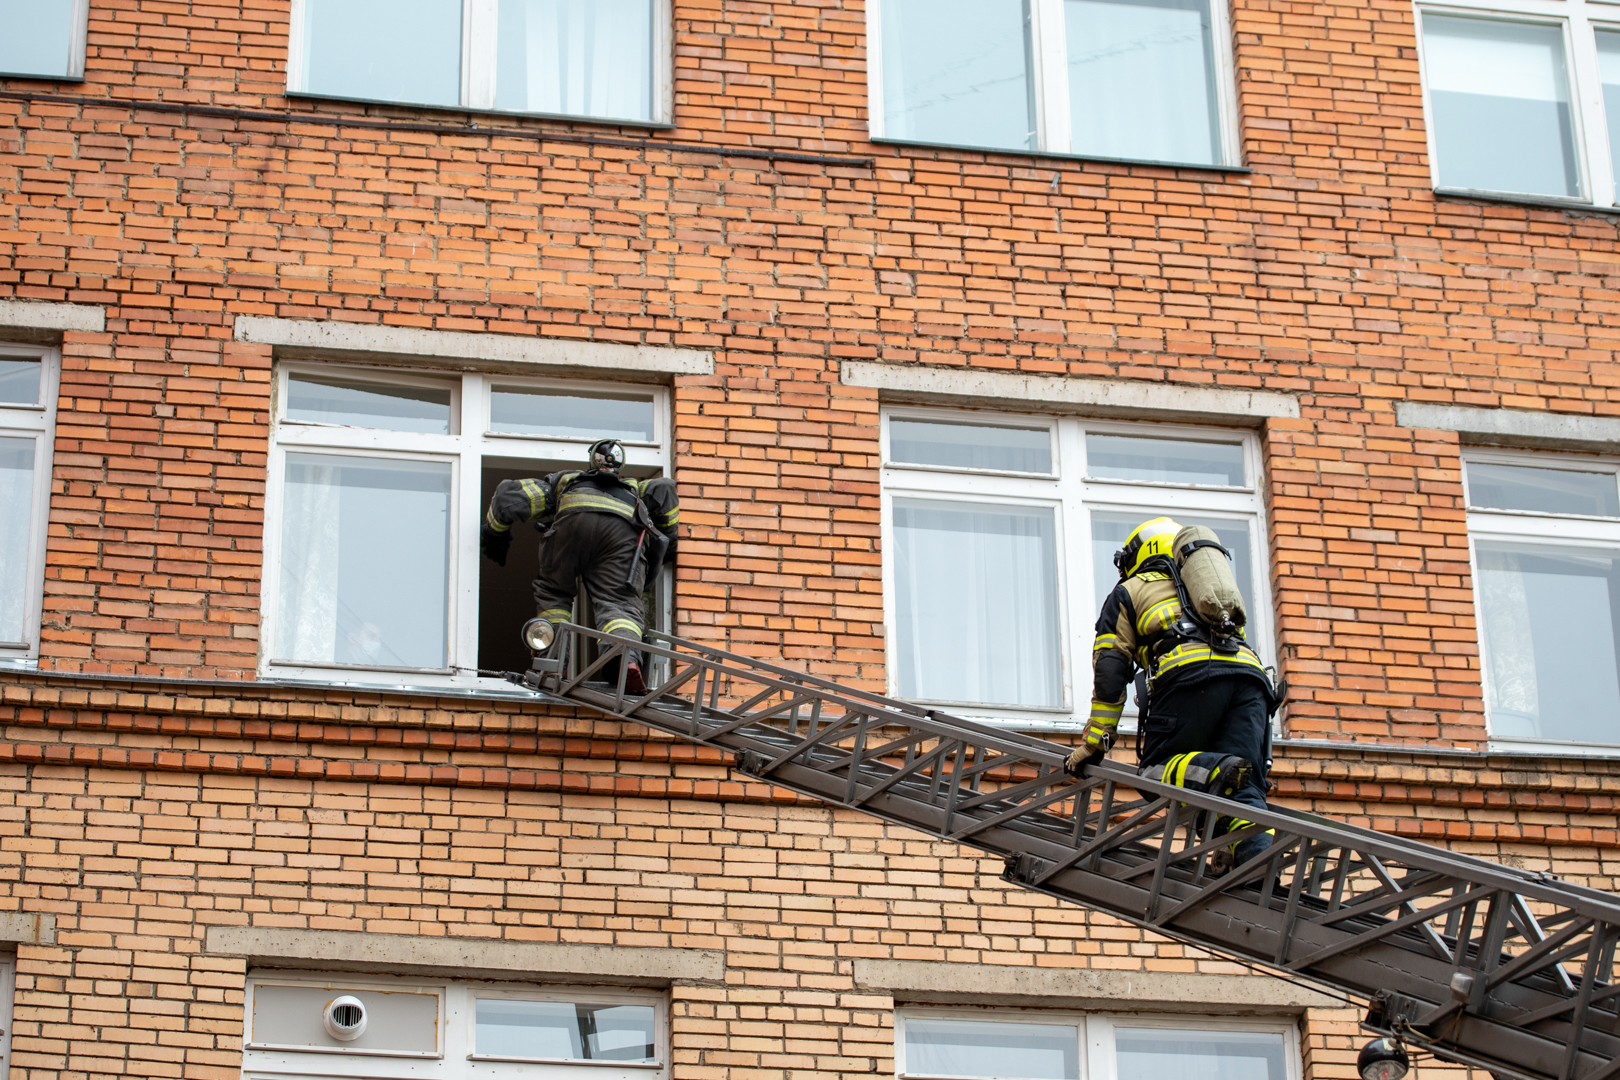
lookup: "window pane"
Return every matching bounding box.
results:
[1422,16,1579,198]
[1477,541,1620,743]
[880,0,1036,151]
[0,0,77,78]
[476,1000,656,1062]
[1066,0,1220,165]
[889,419,1052,473]
[1087,434,1245,486]
[490,387,656,441]
[285,374,453,434]
[903,1017,1078,1080]
[1467,461,1620,516]
[1601,30,1620,204]
[495,0,653,121]
[1115,1028,1288,1080]
[0,438,37,646]
[894,499,1062,708]
[276,454,451,669]
[0,359,42,405]
[300,0,462,107]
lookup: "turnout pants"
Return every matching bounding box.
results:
[533,512,649,660]
[1139,673,1271,819]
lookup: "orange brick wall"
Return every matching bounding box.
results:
[2,0,1618,1077]
[4,677,1605,1079]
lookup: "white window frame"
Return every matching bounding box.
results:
[1413,1,1620,206]
[259,362,671,690]
[243,972,669,1080]
[878,408,1273,731]
[285,0,675,125]
[863,0,1242,167]
[0,344,61,664]
[1463,446,1620,753]
[0,0,90,80]
[894,1005,1302,1080]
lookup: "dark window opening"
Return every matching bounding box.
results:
[478,460,671,676]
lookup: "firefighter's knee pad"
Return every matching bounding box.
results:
[1150,752,1253,799]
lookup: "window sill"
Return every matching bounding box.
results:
[283,89,675,131]
[869,136,1250,174]
[1434,187,1620,216]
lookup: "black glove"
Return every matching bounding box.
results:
[481,525,513,566]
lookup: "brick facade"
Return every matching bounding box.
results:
[2,0,1617,1077]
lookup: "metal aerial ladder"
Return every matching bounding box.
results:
[514,623,1620,1080]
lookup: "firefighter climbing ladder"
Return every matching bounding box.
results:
[525,623,1620,1080]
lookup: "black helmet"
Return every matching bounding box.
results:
[587,439,626,474]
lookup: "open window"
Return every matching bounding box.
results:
[261,363,672,690]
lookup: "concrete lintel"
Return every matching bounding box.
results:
[206,927,724,985]
[840,362,1298,426]
[1397,402,1620,452]
[0,300,106,335]
[234,317,714,381]
[0,913,56,946]
[853,959,1335,1013]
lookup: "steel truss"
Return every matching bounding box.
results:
[526,624,1620,1080]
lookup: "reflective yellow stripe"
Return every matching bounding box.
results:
[539,607,573,623]
[1137,597,1179,635]
[659,508,679,527]
[1164,752,1199,787]
[1092,633,1119,654]
[1090,700,1125,723]
[520,478,546,518]
[1153,642,1265,678]
[486,508,510,533]
[602,618,642,638]
[558,491,635,518]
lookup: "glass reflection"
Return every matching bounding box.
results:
[1115,1028,1287,1080]
[490,387,656,442]
[1422,15,1579,197]
[300,0,462,106]
[0,0,77,78]
[0,359,41,405]
[1086,434,1245,486]
[476,1000,656,1062]
[903,1017,1079,1080]
[1066,0,1221,165]
[1477,541,1620,743]
[890,420,1052,474]
[1466,461,1619,517]
[879,0,1036,151]
[286,374,453,434]
[495,0,653,120]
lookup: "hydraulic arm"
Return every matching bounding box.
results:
[520,624,1620,1080]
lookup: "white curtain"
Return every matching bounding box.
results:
[496,0,652,120]
[0,438,36,645]
[894,500,1062,708]
[277,456,341,663]
[1477,545,1540,737]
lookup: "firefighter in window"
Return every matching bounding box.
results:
[480,439,679,695]
[1065,517,1285,874]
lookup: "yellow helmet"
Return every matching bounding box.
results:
[1114,516,1180,578]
